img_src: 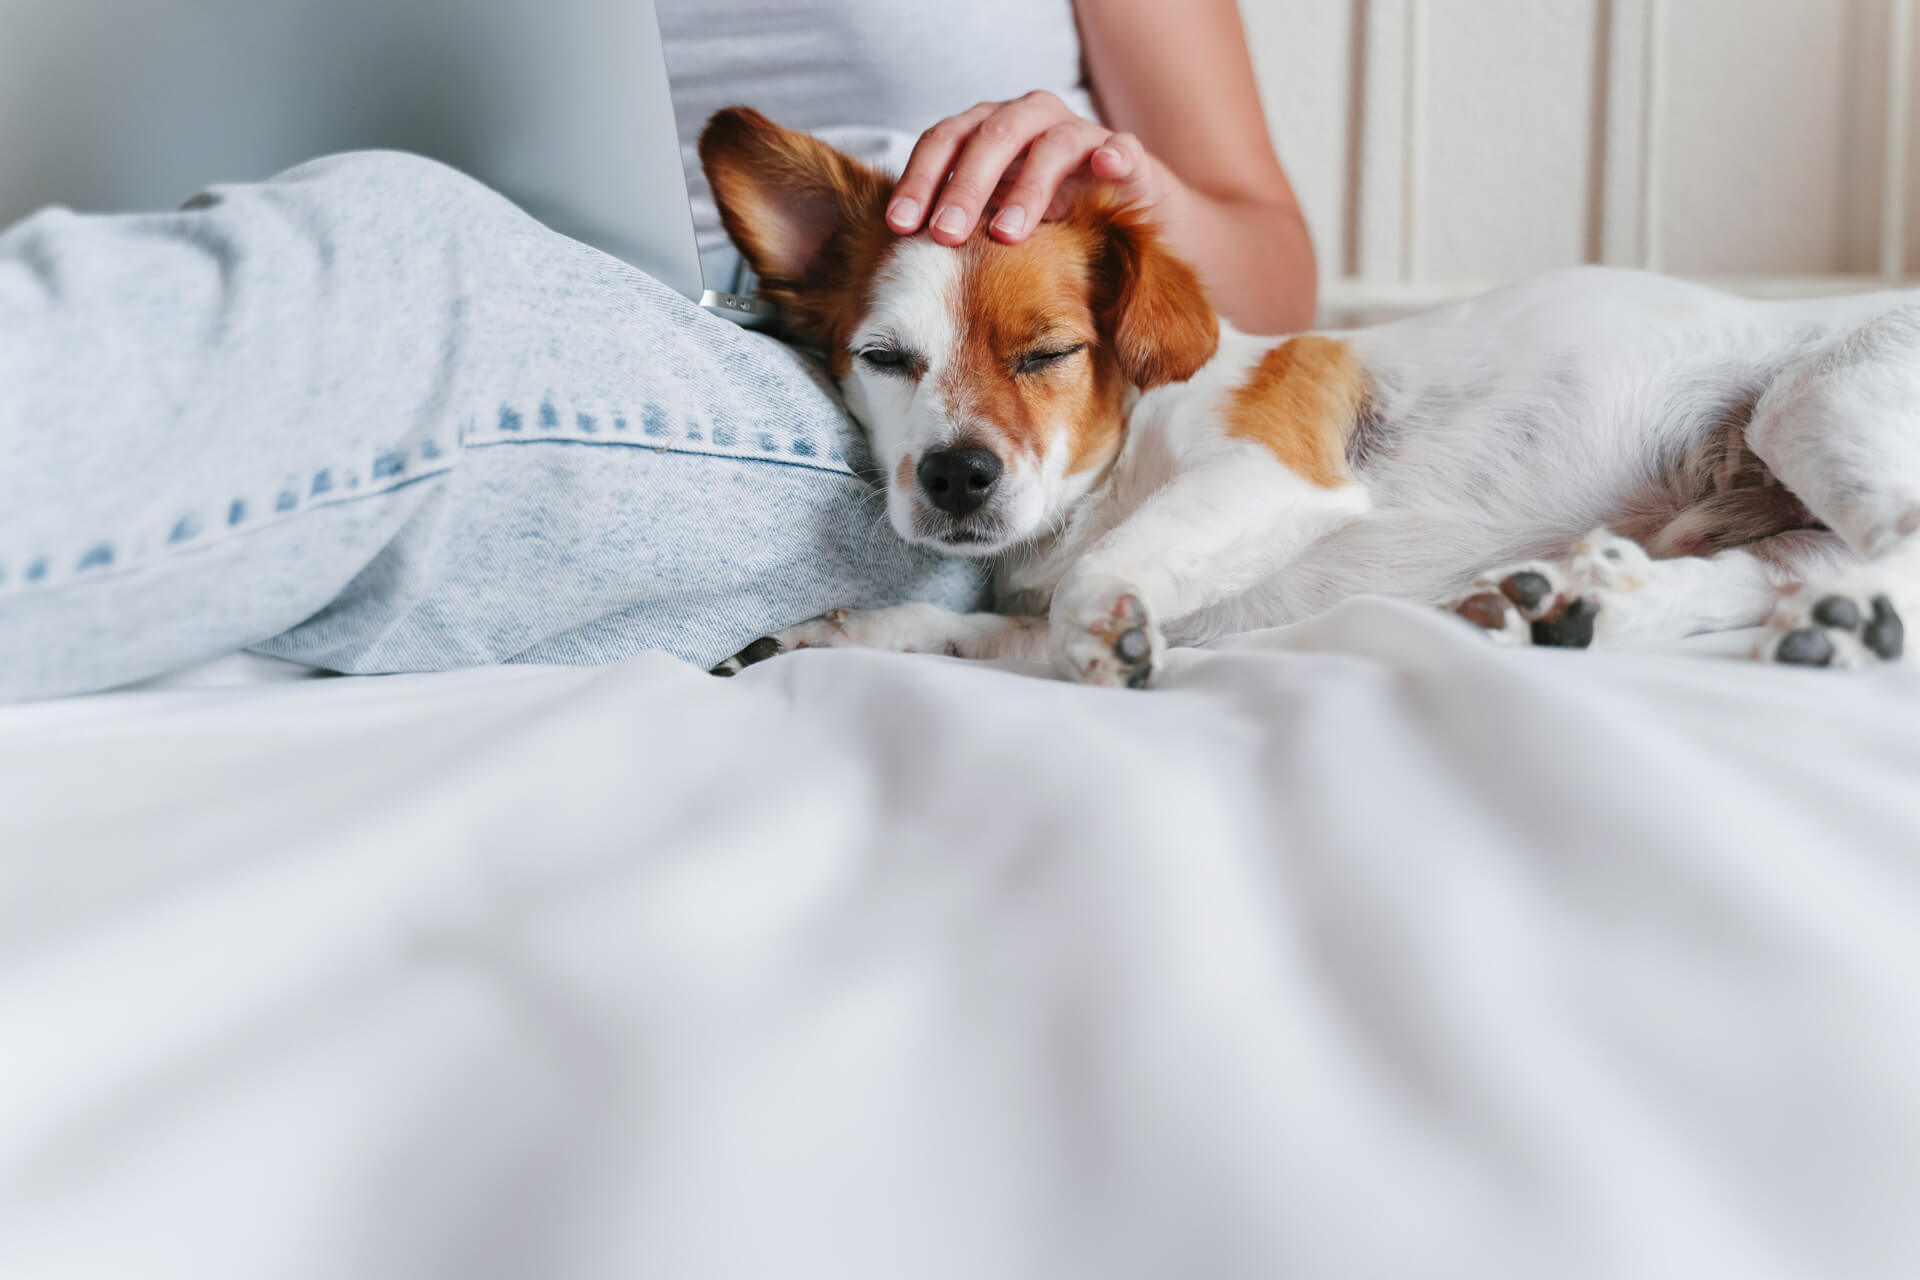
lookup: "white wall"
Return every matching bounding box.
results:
[2,0,1906,320]
[1240,0,1918,319]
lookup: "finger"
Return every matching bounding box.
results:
[988,118,1111,241]
[1088,132,1155,203]
[926,94,1071,245]
[890,102,997,232]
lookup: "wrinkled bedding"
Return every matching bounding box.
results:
[5,598,1919,1279]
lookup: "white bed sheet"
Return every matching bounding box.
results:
[4,597,1919,1279]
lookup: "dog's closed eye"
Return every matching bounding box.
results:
[1013,343,1086,376]
[858,346,923,377]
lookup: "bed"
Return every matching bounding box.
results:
[5,598,1919,1278]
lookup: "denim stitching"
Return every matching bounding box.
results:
[458,433,874,479]
[3,439,453,596]
[5,380,863,596]
[8,379,860,595]
[462,394,858,479]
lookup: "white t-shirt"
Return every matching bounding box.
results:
[659,0,1099,261]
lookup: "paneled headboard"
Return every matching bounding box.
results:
[1242,0,1918,324]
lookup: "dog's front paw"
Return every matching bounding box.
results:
[1052,587,1162,688]
[708,608,857,675]
[1757,579,1905,669]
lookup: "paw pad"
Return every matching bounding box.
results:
[1864,595,1904,660]
[1099,594,1156,688]
[1811,597,1859,630]
[1774,626,1835,667]
[1531,597,1600,649]
[1455,592,1512,630]
[1499,570,1554,615]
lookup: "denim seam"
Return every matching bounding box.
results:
[5,374,865,595]
[469,391,855,477]
[461,434,863,479]
[1,451,456,597]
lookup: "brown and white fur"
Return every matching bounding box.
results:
[702,108,1912,687]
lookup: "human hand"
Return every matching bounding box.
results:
[887,91,1167,246]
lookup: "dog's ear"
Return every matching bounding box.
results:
[698,107,890,343]
[1081,200,1220,390]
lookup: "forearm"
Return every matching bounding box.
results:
[1153,164,1317,335]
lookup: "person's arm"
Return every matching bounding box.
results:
[884,0,1315,334]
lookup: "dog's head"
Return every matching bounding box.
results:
[699,107,1219,557]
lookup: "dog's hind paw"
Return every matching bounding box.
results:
[1450,562,1600,649]
[1757,579,1905,669]
[1451,564,1559,646]
[1450,530,1653,651]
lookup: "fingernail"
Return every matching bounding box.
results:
[1095,146,1125,169]
[933,205,967,235]
[887,196,919,228]
[991,204,1027,236]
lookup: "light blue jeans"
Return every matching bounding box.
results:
[0,152,983,701]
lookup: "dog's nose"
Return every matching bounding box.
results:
[917,447,1002,518]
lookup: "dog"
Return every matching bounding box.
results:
[701,107,1911,687]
